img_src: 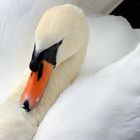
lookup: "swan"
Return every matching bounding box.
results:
[0,1,139,139]
[0,0,124,103]
[0,4,89,140]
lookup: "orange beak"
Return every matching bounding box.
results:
[20,60,54,112]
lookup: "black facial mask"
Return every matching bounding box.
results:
[29,40,63,72]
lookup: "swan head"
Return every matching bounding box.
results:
[21,4,89,112]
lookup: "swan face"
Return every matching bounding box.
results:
[21,4,89,112]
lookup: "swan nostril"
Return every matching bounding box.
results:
[22,100,31,112]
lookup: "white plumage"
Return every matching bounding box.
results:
[34,42,140,140]
[0,1,140,140]
[0,4,89,139]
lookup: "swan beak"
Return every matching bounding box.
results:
[20,60,54,112]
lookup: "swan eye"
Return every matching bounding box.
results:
[40,40,63,65]
[29,40,63,72]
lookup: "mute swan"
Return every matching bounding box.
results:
[0,1,139,140]
[0,0,123,103]
[0,4,89,139]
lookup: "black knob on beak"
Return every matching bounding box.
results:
[29,44,40,72]
[29,58,39,72]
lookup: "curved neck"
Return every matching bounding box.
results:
[30,46,86,122]
[0,46,86,139]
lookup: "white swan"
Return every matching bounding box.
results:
[0,4,89,140]
[0,0,123,102]
[0,1,139,140]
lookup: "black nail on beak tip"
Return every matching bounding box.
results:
[22,100,31,112]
